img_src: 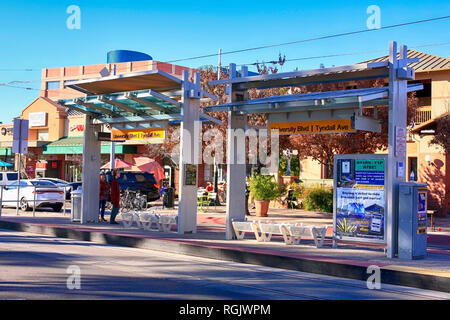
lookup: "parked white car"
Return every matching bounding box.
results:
[1,179,65,212]
[0,171,19,186]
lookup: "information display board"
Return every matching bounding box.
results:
[184,164,197,186]
[334,154,387,244]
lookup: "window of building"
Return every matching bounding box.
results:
[38,129,49,141]
[408,157,418,181]
[46,81,60,90]
[415,81,431,98]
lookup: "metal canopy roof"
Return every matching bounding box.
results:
[204,84,423,114]
[209,61,395,90]
[59,69,222,126]
[65,69,183,95]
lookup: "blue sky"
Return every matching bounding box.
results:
[0,0,449,123]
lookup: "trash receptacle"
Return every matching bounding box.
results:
[163,187,174,208]
[71,188,82,223]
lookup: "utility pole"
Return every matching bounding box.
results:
[218,48,222,80]
[12,118,28,215]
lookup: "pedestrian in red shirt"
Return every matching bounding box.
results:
[109,169,121,224]
[205,182,214,192]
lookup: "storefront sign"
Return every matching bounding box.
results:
[36,162,47,169]
[65,155,82,162]
[269,119,354,135]
[70,124,85,133]
[111,128,165,141]
[334,156,386,242]
[26,165,35,175]
[29,112,47,127]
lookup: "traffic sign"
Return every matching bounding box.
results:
[12,118,28,154]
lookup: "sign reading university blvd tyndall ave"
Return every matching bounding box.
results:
[268,119,354,135]
[111,128,165,141]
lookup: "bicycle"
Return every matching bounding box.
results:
[119,188,148,213]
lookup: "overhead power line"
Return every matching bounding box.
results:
[236,41,450,67]
[0,15,449,74]
[165,15,450,64]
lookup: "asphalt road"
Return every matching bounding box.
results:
[0,228,449,300]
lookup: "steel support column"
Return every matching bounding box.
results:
[81,115,101,224]
[177,71,201,234]
[386,42,409,258]
[226,64,248,239]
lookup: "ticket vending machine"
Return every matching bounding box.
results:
[398,182,428,259]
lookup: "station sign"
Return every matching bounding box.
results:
[269,119,354,135]
[111,128,165,141]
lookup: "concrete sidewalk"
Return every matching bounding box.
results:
[0,206,449,293]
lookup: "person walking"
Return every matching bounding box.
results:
[99,172,110,222]
[109,169,121,225]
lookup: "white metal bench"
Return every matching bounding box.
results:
[258,222,284,242]
[120,212,140,228]
[158,214,178,232]
[231,220,260,240]
[138,212,160,231]
[257,221,329,248]
[282,224,329,247]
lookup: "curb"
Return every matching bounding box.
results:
[0,219,449,293]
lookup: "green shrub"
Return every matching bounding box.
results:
[303,187,333,213]
[249,174,282,201]
[286,182,305,198]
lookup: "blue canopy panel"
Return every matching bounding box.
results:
[59,89,181,119]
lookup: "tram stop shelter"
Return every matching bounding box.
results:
[59,69,221,235]
[204,41,423,259]
[59,41,423,259]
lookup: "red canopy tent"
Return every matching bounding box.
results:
[101,158,133,169]
[133,157,165,182]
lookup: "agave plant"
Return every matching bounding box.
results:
[337,218,357,234]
